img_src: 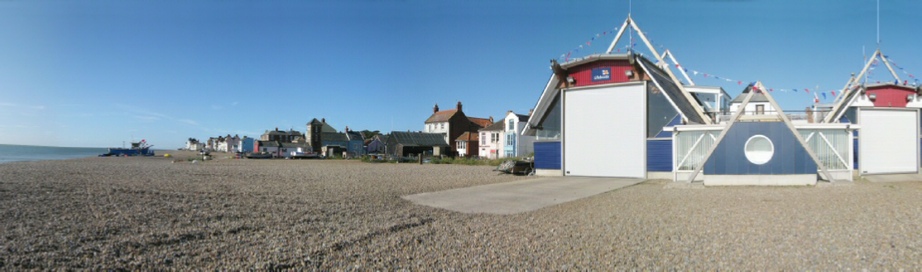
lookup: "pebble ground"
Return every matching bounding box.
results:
[1,154,920,270]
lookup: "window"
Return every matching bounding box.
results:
[508,119,515,131]
[481,133,486,145]
[491,133,498,143]
[537,96,562,140]
[755,104,765,115]
[440,123,444,129]
[458,141,465,149]
[744,135,774,165]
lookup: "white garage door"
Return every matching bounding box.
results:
[859,109,919,174]
[564,83,646,177]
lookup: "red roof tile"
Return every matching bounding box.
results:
[456,131,479,141]
[425,110,458,123]
[468,117,492,128]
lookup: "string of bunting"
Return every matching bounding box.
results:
[879,55,920,84]
[555,27,919,103]
[676,59,919,103]
[557,26,666,62]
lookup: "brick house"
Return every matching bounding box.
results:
[423,101,492,156]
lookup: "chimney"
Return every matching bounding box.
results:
[528,108,534,116]
[322,118,326,123]
[489,116,493,123]
[275,127,279,131]
[433,104,439,113]
[345,126,350,132]
[456,101,462,111]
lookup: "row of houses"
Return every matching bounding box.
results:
[522,15,922,186]
[380,102,536,158]
[185,102,538,160]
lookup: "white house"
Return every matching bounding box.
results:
[478,121,504,159]
[503,111,535,158]
[728,86,775,118]
[215,135,240,153]
[185,138,205,151]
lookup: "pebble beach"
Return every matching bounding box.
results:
[2,153,922,270]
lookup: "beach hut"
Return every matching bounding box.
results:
[822,49,922,175]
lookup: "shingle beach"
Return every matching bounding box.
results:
[1,154,921,270]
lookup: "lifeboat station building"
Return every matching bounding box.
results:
[821,49,922,176]
[522,16,876,185]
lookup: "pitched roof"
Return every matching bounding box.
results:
[455,131,479,142]
[468,117,493,128]
[730,85,770,104]
[321,132,349,142]
[346,131,364,141]
[479,121,504,132]
[513,114,529,122]
[425,110,459,123]
[257,140,281,147]
[636,56,709,124]
[308,118,337,133]
[390,131,449,147]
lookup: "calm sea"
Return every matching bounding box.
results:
[0,144,109,164]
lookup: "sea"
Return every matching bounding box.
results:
[0,144,109,164]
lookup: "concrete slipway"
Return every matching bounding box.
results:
[402,177,643,215]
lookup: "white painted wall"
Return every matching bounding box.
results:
[505,112,536,157]
[478,129,504,159]
[729,102,774,115]
[859,109,919,174]
[424,121,450,145]
[564,84,646,178]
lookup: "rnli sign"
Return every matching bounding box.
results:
[591,67,611,82]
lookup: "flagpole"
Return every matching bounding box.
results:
[628,0,633,50]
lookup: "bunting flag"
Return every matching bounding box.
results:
[554,33,919,103]
[680,61,920,103]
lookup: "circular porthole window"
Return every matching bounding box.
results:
[744,135,774,165]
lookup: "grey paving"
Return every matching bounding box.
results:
[402,176,644,214]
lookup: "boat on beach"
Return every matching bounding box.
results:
[99,140,155,157]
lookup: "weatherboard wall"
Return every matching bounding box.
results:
[704,122,817,175]
[567,60,635,87]
[534,141,561,170]
[647,139,672,172]
[865,86,916,108]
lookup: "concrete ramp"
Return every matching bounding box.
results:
[402,177,643,214]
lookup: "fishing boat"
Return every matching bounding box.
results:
[99,140,155,157]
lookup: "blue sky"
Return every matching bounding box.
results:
[1,0,919,148]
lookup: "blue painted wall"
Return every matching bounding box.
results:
[240,138,255,153]
[854,137,859,169]
[704,122,817,175]
[647,139,672,171]
[534,141,561,170]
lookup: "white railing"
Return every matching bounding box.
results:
[796,125,854,181]
[672,126,723,182]
[672,124,855,182]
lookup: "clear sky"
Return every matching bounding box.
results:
[1,0,919,148]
